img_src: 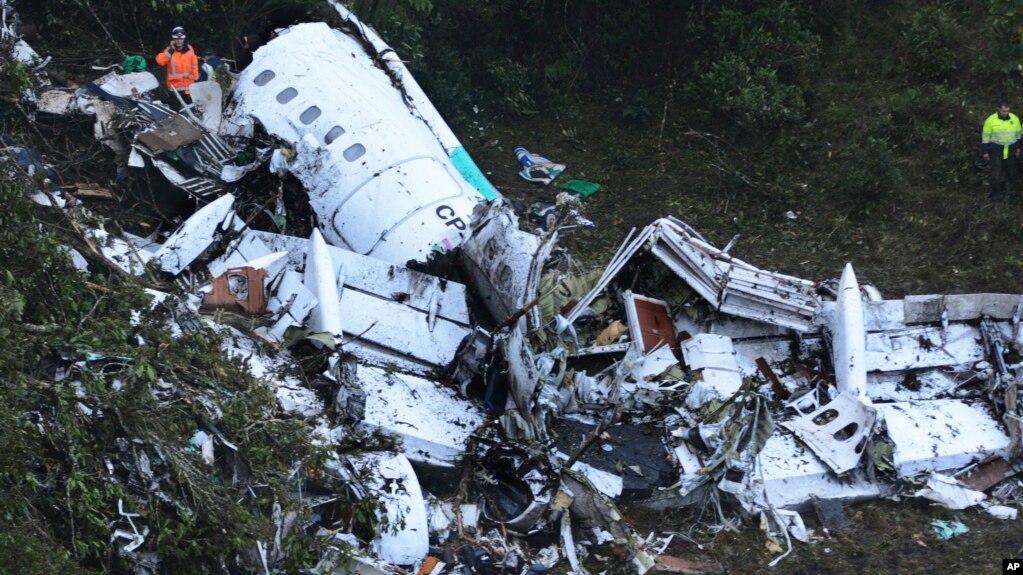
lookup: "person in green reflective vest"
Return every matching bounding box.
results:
[982,100,1022,201]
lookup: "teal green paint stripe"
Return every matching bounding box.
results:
[450,146,500,201]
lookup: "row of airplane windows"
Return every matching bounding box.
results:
[251,69,364,161]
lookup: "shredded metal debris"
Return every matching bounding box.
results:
[3,0,1022,572]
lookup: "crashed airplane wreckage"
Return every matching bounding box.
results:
[7,0,1023,572]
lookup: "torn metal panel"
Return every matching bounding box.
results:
[958,457,1020,492]
[89,228,160,275]
[647,219,821,331]
[560,469,630,541]
[904,293,1023,323]
[865,370,973,402]
[730,336,824,379]
[90,100,128,155]
[497,324,542,418]
[215,324,325,417]
[1,137,65,205]
[623,291,678,354]
[80,90,233,199]
[563,224,657,326]
[914,473,986,510]
[755,432,885,510]
[154,193,242,274]
[357,365,484,469]
[447,327,492,395]
[681,334,743,409]
[877,400,1013,477]
[136,113,203,153]
[340,287,470,369]
[864,324,985,372]
[780,392,876,474]
[479,445,555,535]
[63,245,90,272]
[36,88,78,115]
[460,204,543,325]
[628,344,682,383]
[276,384,325,418]
[675,311,793,343]
[225,22,488,264]
[188,80,223,132]
[350,453,429,565]
[94,71,159,98]
[841,298,906,331]
[207,231,289,281]
[250,230,469,326]
[149,157,222,198]
[262,269,318,341]
[556,454,624,499]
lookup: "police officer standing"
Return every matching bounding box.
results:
[982,100,1022,201]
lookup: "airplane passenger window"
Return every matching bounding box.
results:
[324,126,345,145]
[498,265,513,288]
[253,70,276,86]
[299,106,322,124]
[276,88,298,104]
[343,143,366,161]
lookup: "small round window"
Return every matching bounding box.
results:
[343,143,366,162]
[299,106,321,125]
[324,126,345,145]
[253,70,275,86]
[276,88,298,104]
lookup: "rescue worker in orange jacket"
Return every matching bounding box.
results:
[155,27,199,107]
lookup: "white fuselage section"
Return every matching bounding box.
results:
[225,22,487,264]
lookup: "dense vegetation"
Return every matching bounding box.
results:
[4,0,1023,572]
[12,0,1023,295]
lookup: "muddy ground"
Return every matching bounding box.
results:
[462,104,1023,574]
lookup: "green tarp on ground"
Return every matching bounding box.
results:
[558,179,601,197]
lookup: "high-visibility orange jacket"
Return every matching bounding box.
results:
[155,46,199,92]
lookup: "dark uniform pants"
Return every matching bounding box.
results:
[990,150,1017,201]
[167,88,192,111]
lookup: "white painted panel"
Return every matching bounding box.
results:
[878,400,1011,477]
[340,289,469,367]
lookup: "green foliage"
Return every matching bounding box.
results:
[710,0,822,77]
[0,60,33,99]
[687,54,807,130]
[989,0,1023,74]
[603,127,639,172]
[407,0,434,13]
[680,1,819,132]
[485,58,538,115]
[622,89,652,124]
[900,5,959,82]
[0,526,94,575]
[829,136,903,215]
[0,172,344,572]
